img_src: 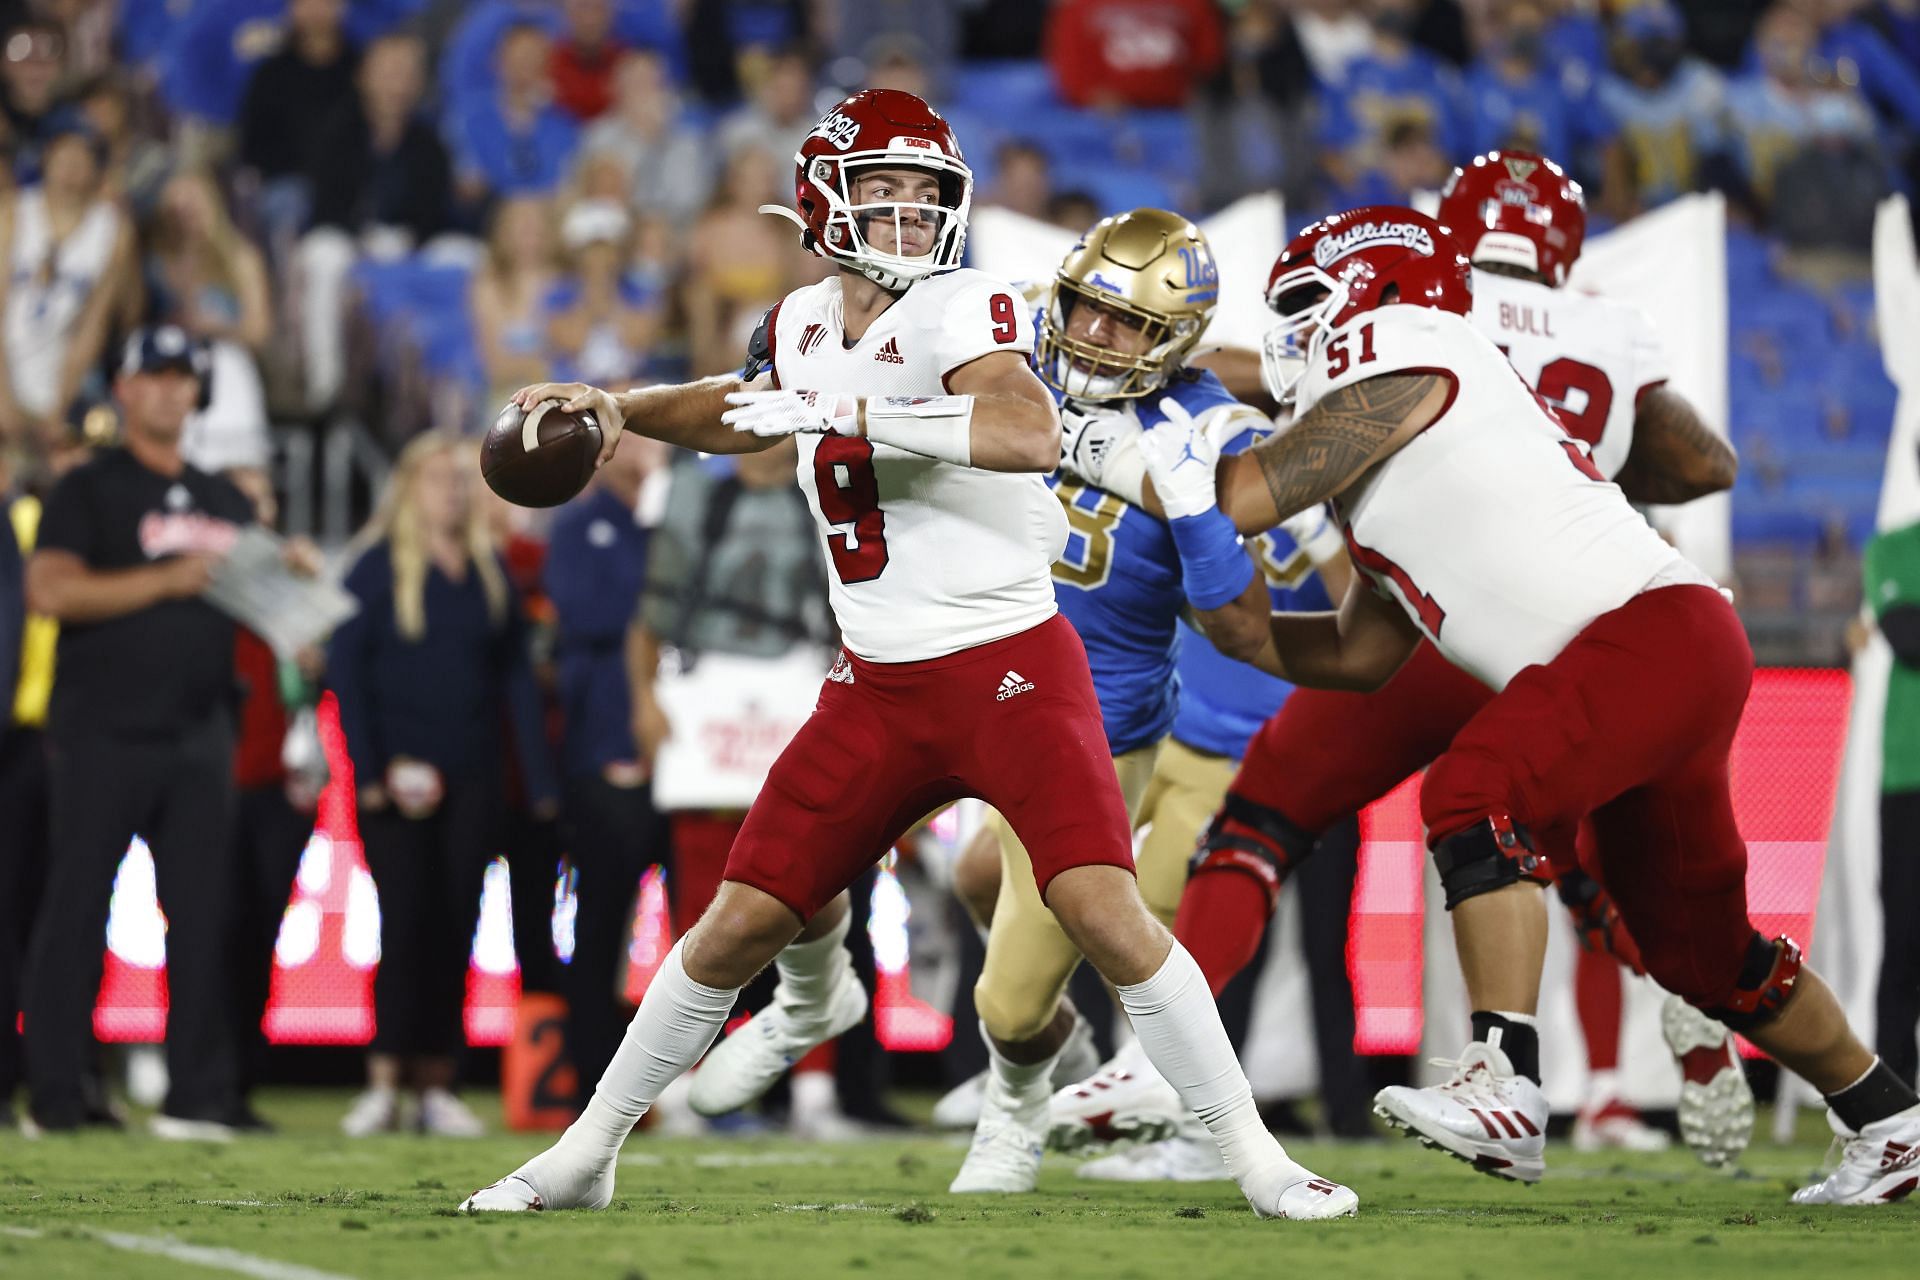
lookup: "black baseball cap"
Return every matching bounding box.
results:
[119,325,210,380]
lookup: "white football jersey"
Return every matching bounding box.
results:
[1293,304,1710,691]
[1469,269,1671,480]
[769,268,1068,662]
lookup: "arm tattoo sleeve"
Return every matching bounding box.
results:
[1615,386,1738,504]
[1249,373,1444,520]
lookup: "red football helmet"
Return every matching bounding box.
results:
[1436,149,1586,286]
[1260,206,1471,401]
[762,88,973,291]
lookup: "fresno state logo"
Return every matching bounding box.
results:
[810,110,861,151]
[1313,220,1435,268]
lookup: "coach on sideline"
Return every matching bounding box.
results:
[21,326,258,1139]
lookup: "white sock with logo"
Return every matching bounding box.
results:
[556,940,738,1163]
[1116,942,1287,1183]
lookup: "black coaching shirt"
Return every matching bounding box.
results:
[37,448,253,741]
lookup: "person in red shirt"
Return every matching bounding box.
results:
[550,0,627,122]
[1045,0,1225,110]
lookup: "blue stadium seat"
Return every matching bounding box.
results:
[1049,162,1176,222]
[950,61,1060,120]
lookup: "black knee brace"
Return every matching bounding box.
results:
[1431,814,1551,910]
[1186,793,1316,915]
[1702,933,1804,1032]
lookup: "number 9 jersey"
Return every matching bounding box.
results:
[1469,268,1671,481]
[1295,302,1710,691]
[767,267,1070,662]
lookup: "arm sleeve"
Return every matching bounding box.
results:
[325,550,388,781]
[34,468,93,559]
[937,273,1038,383]
[497,572,559,808]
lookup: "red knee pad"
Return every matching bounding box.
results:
[1186,793,1314,915]
[1699,933,1803,1032]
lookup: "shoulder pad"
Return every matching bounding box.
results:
[742,306,775,381]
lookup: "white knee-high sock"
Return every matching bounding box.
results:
[772,907,852,1019]
[1116,941,1286,1183]
[560,940,738,1161]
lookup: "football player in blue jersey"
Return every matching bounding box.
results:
[941,209,1353,1193]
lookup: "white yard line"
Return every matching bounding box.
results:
[1,1223,356,1280]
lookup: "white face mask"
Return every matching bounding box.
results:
[1260,264,1345,403]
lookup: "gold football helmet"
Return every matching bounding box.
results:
[1037,208,1219,400]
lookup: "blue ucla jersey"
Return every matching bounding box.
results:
[1171,522,1336,760]
[1045,363,1259,756]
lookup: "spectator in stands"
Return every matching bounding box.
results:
[471,196,560,406]
[716,44,817,170]
[1348,116,1453,205]
[222,465,323,1128]
[545,200,660,389]
[328,431,556,1138]
[0,448,42,1130]
[551,0,625,122]
[0,112,133,452]
[1047,189,1100,233]
[236,0,359,230]
[299,32,454,411]
[686,145,799,377]
[1596,1,1728,212]
[982,139,1052,222]
[74,73,169,209]
[577,50,714,230]
[541,432,666,1090]
[1044,0,1224,109]
[1316,0,1469,205]
[1466,0,1623,190]
[1404,0,1471,67]
[23,327,255,1139]
[1726,3,1885,248]
[449,21,580,211]
[147,171,272,356]
[2,16,66,184]
[828,2,960,91]
[683,0,814,105]
[1865,504,1920,1088]
[1192,1,1318,208]
[1291,0,1372,86]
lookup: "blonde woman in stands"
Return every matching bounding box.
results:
[471,196,561,407]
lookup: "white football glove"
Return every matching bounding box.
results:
[1058,398,1144,492]
[722,389,860,438]
[1138,398,1221,520]
[1280,500,1346,566]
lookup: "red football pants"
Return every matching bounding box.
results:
[1421,586,1757,1007]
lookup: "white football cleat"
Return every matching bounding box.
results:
[1572,1097,1671,1153]
[950,1074,1049,1194]
[1078,1128,1229,1183]
[1659,995,1753,1168]
[1791,1104,1920,1206]
[460,1143,617,1213]
[1374,1041,1547,1183]
[1240,1160,1359,1220]
[1048,1041,1184,1153]
[688,968,867,1117]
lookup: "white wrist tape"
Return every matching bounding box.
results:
[862,395,974,466]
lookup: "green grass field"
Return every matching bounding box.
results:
[1,1091,1912,1280]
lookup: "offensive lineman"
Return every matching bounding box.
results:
[1053,152,1750,1178]
[1093,204,1920,1207]
[460,90,1355,1220]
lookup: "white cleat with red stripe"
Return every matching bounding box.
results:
[1791,1104,1920,1206]
[1373,1041,1547,1183]
[1047,1040,1184,1154]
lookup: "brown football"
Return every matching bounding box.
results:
[481,398,603,508]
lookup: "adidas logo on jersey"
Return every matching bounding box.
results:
[995,670,1034,701]
[874,337,905,364]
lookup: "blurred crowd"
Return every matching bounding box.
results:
[0,0,1916,1135]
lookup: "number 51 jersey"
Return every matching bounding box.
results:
[1293,303,1709,691]
[768,268,1070,663]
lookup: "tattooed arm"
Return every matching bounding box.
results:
[1610,385,1738,505]
[1177,372,1453,534]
